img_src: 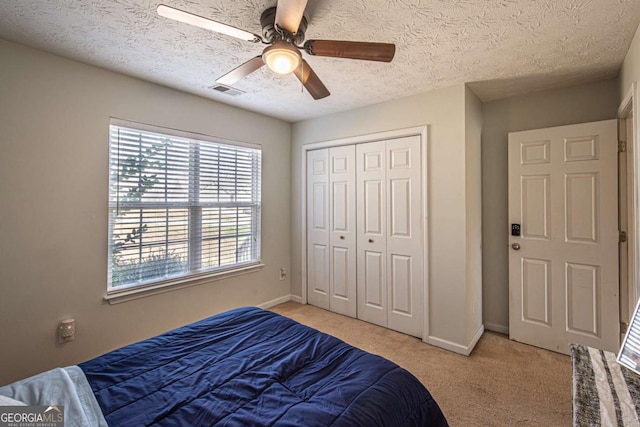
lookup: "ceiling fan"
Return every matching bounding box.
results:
[157,0,396,100]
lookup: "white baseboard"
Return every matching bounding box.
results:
[290,295,302,304]
[426,324,485,356]
[484,322,509,335]
[467,324,484,354]
[257,295,292,309]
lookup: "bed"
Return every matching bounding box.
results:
[0,306,448,426]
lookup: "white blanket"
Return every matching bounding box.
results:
[0,366,107,427]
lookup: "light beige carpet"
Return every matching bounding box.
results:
[271,301,571,427]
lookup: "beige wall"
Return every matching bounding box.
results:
[2,22,630,384]
[0,39,291,384]
[464,87,483,343]
[291,84,483,350]
[620,22,640,100]
[481,79,619,332]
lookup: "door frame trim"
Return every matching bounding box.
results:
[299,125,429,341]
[619,82,640,323]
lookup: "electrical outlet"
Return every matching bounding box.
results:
[58,319,75,343]
[279,267,287,281]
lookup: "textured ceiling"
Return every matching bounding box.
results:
[0,0,639,122]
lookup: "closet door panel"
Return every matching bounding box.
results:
[306,149,330,310]
[364,250,385,308]
[386,136,423,337]
[390,254,412,315]
[364,180,383,234]
[329,145,357,317]
[357,141,387,327]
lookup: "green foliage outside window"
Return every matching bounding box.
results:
[110,139,187,287]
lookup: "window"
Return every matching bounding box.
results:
[107,120,261,293]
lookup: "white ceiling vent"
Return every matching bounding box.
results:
[209,84,245,96]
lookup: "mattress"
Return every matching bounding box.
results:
[0,307,447,426]
[79,306,448,426]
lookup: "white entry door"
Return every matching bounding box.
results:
[508,120,619,354]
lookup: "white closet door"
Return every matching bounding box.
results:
[386,136,423,338]
[306,149,330,310]
[329,145,357,317]
[357,141,388,327]
[310,137,423,337]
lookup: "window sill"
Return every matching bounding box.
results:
[104,263,265,305]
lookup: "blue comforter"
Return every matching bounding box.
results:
[79,307,448,426]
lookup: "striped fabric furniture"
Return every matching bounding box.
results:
[571,344,640,426]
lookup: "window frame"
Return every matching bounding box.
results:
[105,119,263,302]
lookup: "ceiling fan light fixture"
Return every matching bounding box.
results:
[262,42,301,75]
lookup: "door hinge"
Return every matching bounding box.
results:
[621,321,629,334]
[620,231,628,243]
[619,141,627,152]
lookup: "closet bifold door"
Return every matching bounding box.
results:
[307,146,357,317]
[328,145,357,317]
[356,141,388,327]
[386,136,423,338]
[357,137,423,337]
[306,149,330,310]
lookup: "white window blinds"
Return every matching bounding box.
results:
[108,122,261,292]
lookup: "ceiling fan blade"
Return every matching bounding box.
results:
[275,0,308,34]
[157,5,261,43]
[216,56,265,86]
[292,59,330,100]
[304,40,396,62]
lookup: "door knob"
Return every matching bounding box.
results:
[368,239,374,243]
[511,243,520,250]
[340,235,345,240]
